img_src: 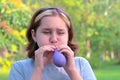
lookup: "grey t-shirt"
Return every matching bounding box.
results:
[8,57,96,80]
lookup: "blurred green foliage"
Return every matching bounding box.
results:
[0,0,120,69]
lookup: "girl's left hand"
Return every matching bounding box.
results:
[57,45,76,73]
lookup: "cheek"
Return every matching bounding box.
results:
[60,36,68,45]
[36,35,49,47]
[64,38,69,44]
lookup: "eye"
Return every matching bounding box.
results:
[57,31,65,35]
[42,31,51,34]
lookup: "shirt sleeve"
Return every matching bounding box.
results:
[76,57,97,80]
[8,62,24,80]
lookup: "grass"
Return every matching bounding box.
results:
[0,62,120,80]
[94,61,120,80]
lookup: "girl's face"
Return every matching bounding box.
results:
[32,16,69,47]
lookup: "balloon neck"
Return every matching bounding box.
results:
[54,48,58,53]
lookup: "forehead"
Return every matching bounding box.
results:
[37,16,68,31]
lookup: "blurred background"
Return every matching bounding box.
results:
[0,0,120,80]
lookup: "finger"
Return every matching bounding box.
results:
[57,45,74,55]
[35,45,55,56]
[57,45,71,51]
[43,45,55,57]
[60,48,74,57]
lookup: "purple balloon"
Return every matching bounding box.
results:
[53,48,66,67]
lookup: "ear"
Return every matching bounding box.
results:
[31,29,37,42]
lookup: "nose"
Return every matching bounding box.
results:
[50,33,57,44]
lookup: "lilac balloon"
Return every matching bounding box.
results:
[53,48,66,67]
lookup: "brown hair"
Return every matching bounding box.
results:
[26,7,78,58]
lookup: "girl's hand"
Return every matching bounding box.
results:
[34,45,55,71]
[57,45,76,73]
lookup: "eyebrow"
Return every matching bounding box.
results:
[42,28,51,30]
[41,27,66,31]
[40,27,51,30]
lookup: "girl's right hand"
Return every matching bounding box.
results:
[34,45,55,72]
